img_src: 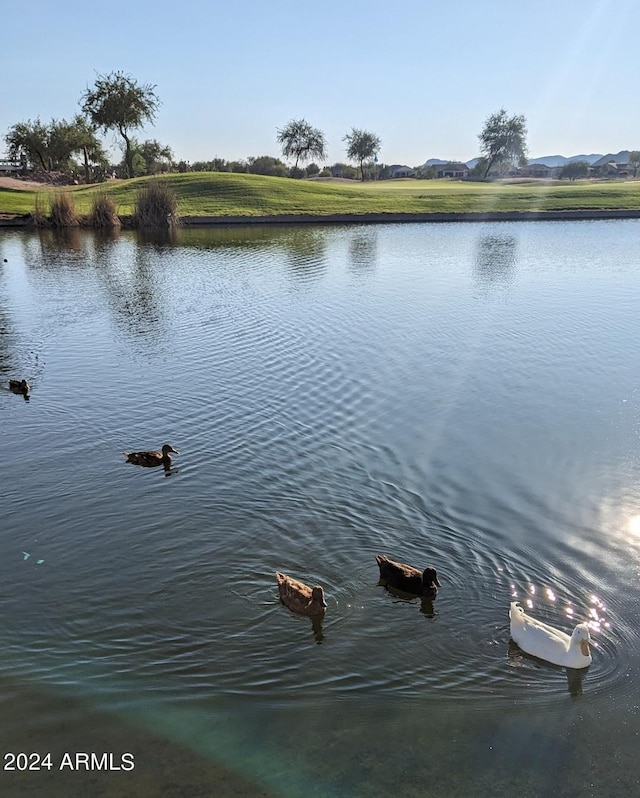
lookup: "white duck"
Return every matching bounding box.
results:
[509,601,592,669]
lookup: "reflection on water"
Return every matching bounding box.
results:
[310,615,325,644]
[36,226,86,255]
[8,384,30,401]
[507,639,589,696]
[566,666,588,697]
[473,233,517,288]
[135,227,180,248]
[348,229,378,272]
[1,222,640,797]
[377,581,438,620]
[282,228,328,283]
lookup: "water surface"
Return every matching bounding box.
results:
[1,221,639,796]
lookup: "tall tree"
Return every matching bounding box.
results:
[80,71,160,178]
[49,119,96,173]
[478,108,527,178]
[343,128,381,181]
[277,118,327,172]
[629,151,640,178]
[69,115,109,183]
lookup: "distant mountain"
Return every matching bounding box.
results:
[421,151,632,170]
[591,151,631,167]
[527,154,603,167]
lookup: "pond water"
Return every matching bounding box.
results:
[0,221,639,797]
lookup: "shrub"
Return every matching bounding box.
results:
[89,193,121,229]
[32,193,49,227]
[49,192,79,227]
[134,180,180,228]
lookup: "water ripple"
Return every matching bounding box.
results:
[2,224,639,724]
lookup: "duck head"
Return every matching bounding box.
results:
[311,586,327,610]
[572,623,591,658]
[161,444,179,457]
[422,566,441,591]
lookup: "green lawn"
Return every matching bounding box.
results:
[2,173,640,217]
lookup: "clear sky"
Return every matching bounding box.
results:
[2,0,638,167]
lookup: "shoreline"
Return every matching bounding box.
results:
[2,208,640,229]
[180,208,640,225]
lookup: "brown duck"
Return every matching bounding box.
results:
[375,555,441,598]
[124,444,179,468]
[276,572,327,616]
[9,379,30,395]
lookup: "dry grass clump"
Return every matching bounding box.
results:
[32,193,49,227]
[134,180,180,228]
[89,192,121,229]
[49,192,79,227]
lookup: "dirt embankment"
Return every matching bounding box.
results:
[0,176,43,190]
[0,172,77,190]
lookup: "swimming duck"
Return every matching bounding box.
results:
[375,555,441,598]
[509,601,592,669]
[9,379,30,394]
[124,444,179,468]
[276,572,327,617]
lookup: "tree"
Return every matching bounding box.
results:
[118,143,146,177]
[559,161,589,181]
[80,71,160,178]
[192,158,229,172]
[228,160,248,173]
[5,118,51,171]
[46,120,78,172]
[595,162,615,179]
[415,165,436,180]
[5,116,107,179]
[277,118,327,172]
[138,139,174,175]
[68,115,108,182]
[478,108,527,178]
[343,128,381,181]
[246,155,289,177]
[629,151,640,178]
[329,162,358,180]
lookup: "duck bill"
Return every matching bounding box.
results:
[435,577,441,587]
[580,640,590,657]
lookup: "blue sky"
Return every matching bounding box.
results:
[2,0,637,167]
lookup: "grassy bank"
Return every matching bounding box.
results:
[2,173,640,219]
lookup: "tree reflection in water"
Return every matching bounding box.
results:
[473,234,518,289]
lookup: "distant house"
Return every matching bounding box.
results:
[590,161,628,177]
[435,162,470,179]
[388,164,415,178]
[0,159,23,173]
[590,153,630,177]
[517,163,556,179]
